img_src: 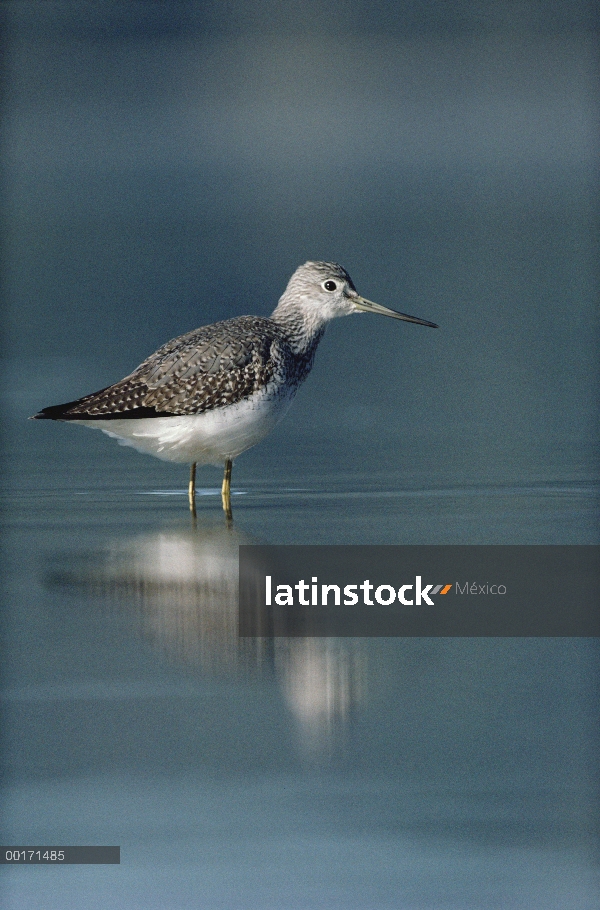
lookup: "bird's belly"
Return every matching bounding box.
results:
[73,386,296,464]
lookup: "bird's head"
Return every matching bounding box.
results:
[277,261,438,332]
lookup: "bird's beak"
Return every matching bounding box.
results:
[352,295,438,328]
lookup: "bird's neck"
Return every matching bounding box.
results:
[270,301,327,355]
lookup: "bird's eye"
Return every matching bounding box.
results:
[323,280,337,292]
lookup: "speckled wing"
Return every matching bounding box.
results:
[34,316,288,420]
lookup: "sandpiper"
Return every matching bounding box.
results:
[33,261,437,518]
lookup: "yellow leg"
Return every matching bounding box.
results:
[188,462,197,516]
[221,458,233,520]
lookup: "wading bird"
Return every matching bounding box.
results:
[33,261,437,518]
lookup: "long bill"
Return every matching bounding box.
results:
[353,296,438,328]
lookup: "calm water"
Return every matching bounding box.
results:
[2,4,599,908]
[2,400,599,908]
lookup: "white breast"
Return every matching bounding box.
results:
[72,384,296,465]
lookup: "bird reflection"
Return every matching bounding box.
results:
[95,521,264,671]
[48,519,366,754]
[277,638,366,757]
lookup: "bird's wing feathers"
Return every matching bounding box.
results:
[35,317,286,420]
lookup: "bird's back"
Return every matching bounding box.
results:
[34,315,309,421]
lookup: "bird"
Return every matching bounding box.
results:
[32,261,437,518]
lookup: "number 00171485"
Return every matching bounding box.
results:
[4,850,65,862]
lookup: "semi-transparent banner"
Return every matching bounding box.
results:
[239,546,599,637]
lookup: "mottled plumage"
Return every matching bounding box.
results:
[37,316,321,420]
[33,261,437,515]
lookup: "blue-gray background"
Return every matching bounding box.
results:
[1,3,598,908]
